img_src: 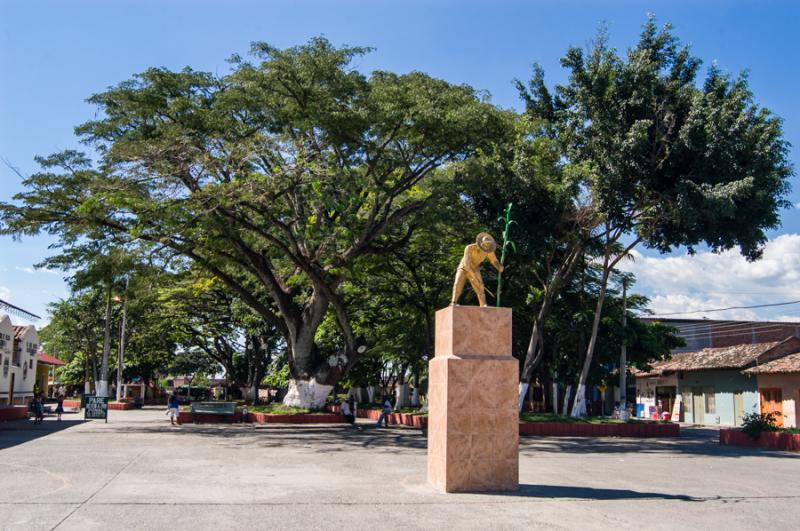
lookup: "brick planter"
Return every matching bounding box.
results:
[327,405,428,428]
[518,421,679,438]
[177,411,345,425]
[109,401,135,410]
[63,399,81,409]
[0,406,29,422]
[720,428,800,451]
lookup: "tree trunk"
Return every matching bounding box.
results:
[570,267,610,417]
[395,383,410,409]
[518,243,584,410]
[283,378,333,409]
[562,385,572,416]
[552,382,559,414]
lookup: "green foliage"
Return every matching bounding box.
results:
[740,411,782,438]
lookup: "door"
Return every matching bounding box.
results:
[692,388,705,425]
[733,391,744,427]
[8,372,14,405]
[760,388,783,427]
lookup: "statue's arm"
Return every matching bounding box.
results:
[487,251,504,272]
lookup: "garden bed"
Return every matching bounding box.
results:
[519,421,679,437]
[720,428,800,451]
[0,406,29,422]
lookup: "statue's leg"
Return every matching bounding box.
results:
[451,269,467,304]
[468,271,487,307]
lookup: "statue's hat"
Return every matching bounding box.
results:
[476,232,497,253]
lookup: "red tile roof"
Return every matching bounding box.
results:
[744,352,800,374]
[636,336,800,376]
[36,352,66,366]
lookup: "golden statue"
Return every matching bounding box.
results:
[451,232,504,307]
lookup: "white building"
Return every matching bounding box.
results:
[0,315,40,405]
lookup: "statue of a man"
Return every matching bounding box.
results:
[451,232,504,307]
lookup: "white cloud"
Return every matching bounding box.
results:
[15,266,34,274]
[795,201,800,209]
[620,234,800,322]
[0,286,10,300]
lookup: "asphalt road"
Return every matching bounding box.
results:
[1,407,798,530]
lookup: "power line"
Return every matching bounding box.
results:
[645,299,800,317]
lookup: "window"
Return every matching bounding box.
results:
[704,387,716,414]
[29,359,34,369]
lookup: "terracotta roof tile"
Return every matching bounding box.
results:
[636,336,800,376]
[744,352,800,374]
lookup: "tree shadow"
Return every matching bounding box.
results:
[0,416,86,450]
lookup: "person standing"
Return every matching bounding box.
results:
[167,392,180,426]
[375,395,392,428]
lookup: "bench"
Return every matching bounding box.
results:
[189,401,237,423]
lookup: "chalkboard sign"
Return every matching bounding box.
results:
[84,395,108,422]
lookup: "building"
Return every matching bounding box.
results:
[641,318,800,352]
[35,352,66,398]
[635,336,800,426]
[0,316,40,405]
[743,352,800,428]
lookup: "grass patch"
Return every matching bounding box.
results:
[248,404,320,415]
[519,412,669,424]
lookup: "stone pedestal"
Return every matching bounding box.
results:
[427,305,519,493]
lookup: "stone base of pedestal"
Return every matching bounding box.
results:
[427,305,519,493]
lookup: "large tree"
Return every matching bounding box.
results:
[520,18,792,416]
[1,38,503,407]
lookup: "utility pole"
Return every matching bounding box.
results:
[115,277,129,402]
[618,276,630,421]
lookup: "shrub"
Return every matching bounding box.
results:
[740,411,782,438]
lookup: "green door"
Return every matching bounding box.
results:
[692,388,705,424]
[733,391,744,427]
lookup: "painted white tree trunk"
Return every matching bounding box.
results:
[410,387,420,407]
[96,380,109,398]
[562,385,572,416]
[518,382,530,412]
[570,383,587,417]
[395,384,410,410]
[552,383,558,414]
[84,381,91,394]
[240,386,258,404]
[367,386,376,403]
[282,379,332,409]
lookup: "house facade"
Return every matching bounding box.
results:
[0,316,40,405]
[635,337,800,426]
[744,352,800,428]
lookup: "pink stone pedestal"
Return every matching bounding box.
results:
[427,305,519,493]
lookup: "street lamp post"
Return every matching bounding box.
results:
[115,278,129,402]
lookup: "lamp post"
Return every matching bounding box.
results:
[114,277,129,402]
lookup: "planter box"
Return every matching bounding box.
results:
[720,428,800,451]
[0,406,29,422]
[519,421,679,438]
[63,399,81,409]
[108,401,134,410]
[248,412,345,424]
[326,405,429,428]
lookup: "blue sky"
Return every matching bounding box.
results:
[1,0,799,325]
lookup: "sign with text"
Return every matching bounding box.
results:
[84,395,108,422]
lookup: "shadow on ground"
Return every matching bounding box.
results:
[83,421,800,460]
[507,484,700,501]
[0,416,86,450]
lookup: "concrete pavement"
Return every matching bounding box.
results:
[1,407,799,530]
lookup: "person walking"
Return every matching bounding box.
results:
[167,392,180,426]
[56,395,64,421]
[375,395,392,428]
[341,398,355,425]
[33,395,45,424]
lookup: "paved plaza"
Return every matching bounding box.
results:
[1,408,799,530]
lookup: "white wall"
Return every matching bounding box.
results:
[0,317,39,405]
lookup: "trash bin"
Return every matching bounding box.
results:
[635,403,645,418]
